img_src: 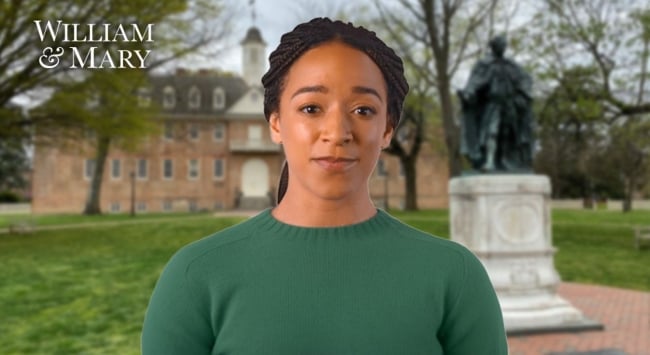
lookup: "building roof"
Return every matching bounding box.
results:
[241,26,266,45]
[148,70,249,115]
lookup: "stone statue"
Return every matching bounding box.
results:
[457,35,534,172]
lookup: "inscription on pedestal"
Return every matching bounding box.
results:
[510,262,540,288]
[493,198,542,245]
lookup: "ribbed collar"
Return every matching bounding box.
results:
[248,208,396,239]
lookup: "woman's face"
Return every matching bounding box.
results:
[269,40,393,203]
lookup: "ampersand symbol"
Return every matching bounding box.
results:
[39,47,65,69]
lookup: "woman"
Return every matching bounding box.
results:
[142,17,508,354]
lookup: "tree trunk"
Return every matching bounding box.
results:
[439,83,463,177]
[622,177,634,213]
[83,135,111,215]
[401,155,418,211]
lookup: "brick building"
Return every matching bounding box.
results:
[31,26,449,214]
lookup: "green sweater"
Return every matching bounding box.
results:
[142,209,507,354]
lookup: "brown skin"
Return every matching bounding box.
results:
[269,41,394,227]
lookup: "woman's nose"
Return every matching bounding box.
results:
[320,108,352,145]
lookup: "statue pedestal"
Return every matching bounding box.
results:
[449,174,602,334]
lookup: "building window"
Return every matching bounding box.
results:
[376,159,387,177]
[214,123,225,141]
[163,159,173,180]
[214,201,224,210]
[213,158,225,180]
[188,159,199,180]
[137,159,148,179]
[189,200,198,212]
[86,93,100,109]
[249,47,258,64]
[162,200,172,212]
[188,86,201,109]
[189,123,199,140]
[248,125,262,140]
[111,159,121,179]
[164,122,173,140]
[84,128,96,141]
[213,87,225,110]
[137,87,151,108]
[84,159,96,180]
[163,86,175,109]
[136,201,147,212]
[110,202,121,213]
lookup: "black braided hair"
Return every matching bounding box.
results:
[261,17,410,204]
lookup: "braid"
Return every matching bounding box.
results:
[261,17,410,204]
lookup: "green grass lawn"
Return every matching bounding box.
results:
[0,211,212,229]
[0,208,648,354]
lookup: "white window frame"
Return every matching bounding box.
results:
[110,202,121,213]
[86,93,100,109]
[189,199,198,212]
[213,87,225,110]
[111,158,121,180]
[84,159,96,180]
[162,86,176,109]
[189,123,199,140]
[163,122,173,141]
[163,159,173,180]
[84,128,96,141]
[249,47,258,64]
[188,86,201,109]
[188,159,200,180]
[248,124,262,140]
[136,159,148,180]
[137,87,151,108]
[162,200,172,212]
[213,123,225,141]
[213,158,225,180]
[136,201,147,212]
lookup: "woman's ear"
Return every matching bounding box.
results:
[381,123,394,149]
[269,113,282,144]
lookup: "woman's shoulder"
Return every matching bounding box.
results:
[167,209,271,268]
[380,210,480,263]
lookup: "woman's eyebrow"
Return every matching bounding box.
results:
[352,86,383,103]
[291,85,327,99]
[291,85,383,103]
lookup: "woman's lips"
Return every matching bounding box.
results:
[312,157,358,172]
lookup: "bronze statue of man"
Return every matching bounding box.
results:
[457,35,534,172]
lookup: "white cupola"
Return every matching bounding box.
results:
[241,27,266,87]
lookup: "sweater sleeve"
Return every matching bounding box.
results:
[438,249,509,355]
[141,250,214,355]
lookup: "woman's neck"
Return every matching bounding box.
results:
[271,192,377,227]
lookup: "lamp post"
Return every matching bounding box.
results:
[130,171,135,217]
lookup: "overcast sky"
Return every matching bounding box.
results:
[200,0,361,75]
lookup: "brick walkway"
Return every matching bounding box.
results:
[507,283,650,355]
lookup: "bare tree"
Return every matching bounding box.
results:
[373,0,501,177]
[383,65,438,210]
[519,0,650,210]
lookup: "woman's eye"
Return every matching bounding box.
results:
[354,106,376,116]
[300,105,320,114]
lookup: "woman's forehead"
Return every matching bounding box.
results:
[282,41,388,98]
